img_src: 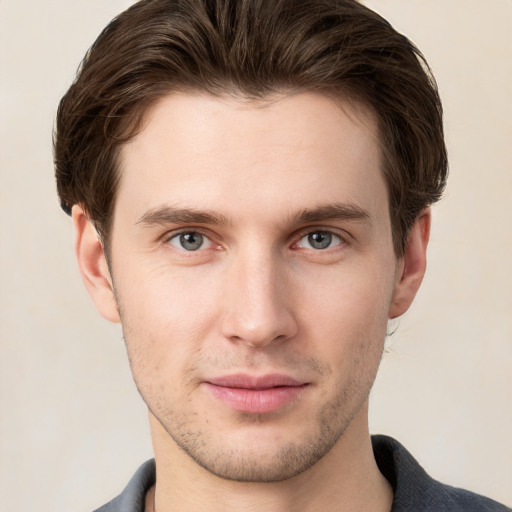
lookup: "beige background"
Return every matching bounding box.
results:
[1,0,511,510]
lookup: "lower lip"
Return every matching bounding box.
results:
[204,383,306,414]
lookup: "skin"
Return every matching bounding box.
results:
[73,92,430,511]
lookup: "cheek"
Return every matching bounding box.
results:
[298,261,394,363]
[116,267,222,386]
[119,261,222,332]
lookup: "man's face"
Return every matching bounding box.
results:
[106,92,403,481]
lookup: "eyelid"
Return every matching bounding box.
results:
[170,231,211,250]
[162,226,211,241]
[292,227,349,248]
[159,226,349,254]
[162,227,218,252]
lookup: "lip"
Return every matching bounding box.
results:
[204,374,308,414]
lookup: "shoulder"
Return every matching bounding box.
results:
[92,459,156,512]
[372,435,511,512]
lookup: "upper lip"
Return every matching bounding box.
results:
[206,374,305,389]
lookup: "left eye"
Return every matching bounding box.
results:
[168,232,211,251]
[297,231,343,250]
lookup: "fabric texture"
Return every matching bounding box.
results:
[93,459,155,512]
[93,435,511,511]
[371,435,511,511]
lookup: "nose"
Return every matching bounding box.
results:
[220,250,298,348]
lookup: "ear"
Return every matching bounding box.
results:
[388,209,431,319]
[72,205,120,323]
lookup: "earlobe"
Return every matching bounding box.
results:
[72,205,121,323]
[388,209,431,319]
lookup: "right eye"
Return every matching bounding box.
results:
[167,231,212,251]
[296,230,344,250]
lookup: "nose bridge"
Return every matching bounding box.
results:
[221,243,296,347]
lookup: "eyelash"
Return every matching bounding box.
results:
[164,230,216,252]
[163,228,348,254]
[293,229,346,251]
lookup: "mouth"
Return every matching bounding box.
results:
[203,374,309,414]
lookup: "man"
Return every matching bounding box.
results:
[53,0,510,511]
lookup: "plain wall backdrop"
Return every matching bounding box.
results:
[1,0,511,510]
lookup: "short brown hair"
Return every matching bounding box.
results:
[54,0,447,256]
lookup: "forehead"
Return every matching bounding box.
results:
[116,91,386,227]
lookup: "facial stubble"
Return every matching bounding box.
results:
[110,268,385,483]
[122,329,382,483]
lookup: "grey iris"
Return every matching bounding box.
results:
[308,231,332,250]
[180,232,203,250]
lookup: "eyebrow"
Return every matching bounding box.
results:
[292,203,371,225]
[136,206,231,227]
[136,202,371,228]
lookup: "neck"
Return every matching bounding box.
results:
[148,406,393,512]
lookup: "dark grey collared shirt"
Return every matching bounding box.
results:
[93,436,511,511]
